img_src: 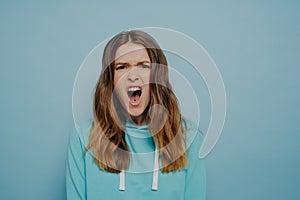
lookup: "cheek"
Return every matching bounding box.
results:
[142,72,151,99]
[113,75,121,96]
[141,71,151,84]
[113,73,119,86]
[143,85,151,101]
[113,74,127,100]
[113,73,125,90]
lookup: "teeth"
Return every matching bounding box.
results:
[127,86,142,97]
[128,87,141,92]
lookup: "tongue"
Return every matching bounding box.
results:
[129,93,140,106]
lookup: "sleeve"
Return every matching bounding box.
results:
[184,128,206,200]
[66,127,87,200]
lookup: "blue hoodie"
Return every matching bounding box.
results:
[66,119,206,200]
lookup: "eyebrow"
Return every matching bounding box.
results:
[114,61,150,66]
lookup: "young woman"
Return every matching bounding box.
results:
[66,30,206,199]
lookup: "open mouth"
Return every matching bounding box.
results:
[127,86,142,106]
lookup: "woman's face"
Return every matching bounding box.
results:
[113,42,151,119]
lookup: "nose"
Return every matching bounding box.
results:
[127,67,140,82]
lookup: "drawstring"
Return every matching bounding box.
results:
[119,150,159,191]
[151,149,159,190]
[119,170,125,191]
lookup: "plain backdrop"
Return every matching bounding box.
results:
[0,0,299,199]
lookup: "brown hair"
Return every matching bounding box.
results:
[86,30,187,173]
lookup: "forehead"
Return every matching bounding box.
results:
[115,42,150,63]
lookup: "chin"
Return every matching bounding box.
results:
[127,107,146,117]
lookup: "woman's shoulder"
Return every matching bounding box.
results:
[69,118,94,148]
[182,118,204,158]
[183,118,203,139]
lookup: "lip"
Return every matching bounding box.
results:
[126,85,142,91]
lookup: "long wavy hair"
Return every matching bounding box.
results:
[86,30,187,173]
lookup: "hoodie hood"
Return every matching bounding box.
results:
[119,120,159,191]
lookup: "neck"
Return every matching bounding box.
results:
[129,115,146,127]
[127,104,150,127]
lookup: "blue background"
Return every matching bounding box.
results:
[0,0,299,199]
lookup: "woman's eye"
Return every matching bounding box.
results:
[141,64,150,69]
[116,65,126,70]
